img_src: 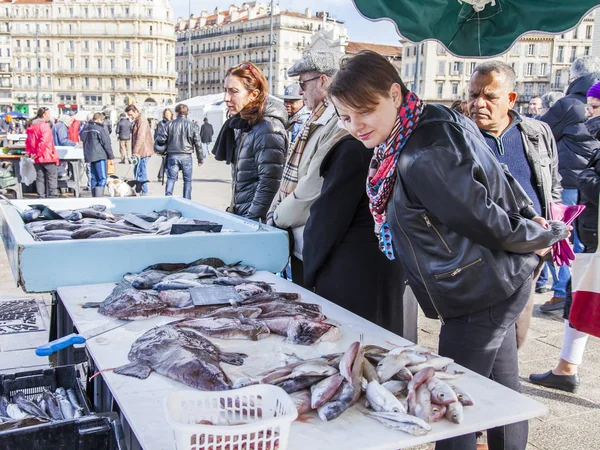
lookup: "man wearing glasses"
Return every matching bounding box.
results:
[267,50,348,285]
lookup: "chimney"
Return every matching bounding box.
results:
[305,8,312,18]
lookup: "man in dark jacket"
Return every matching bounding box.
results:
[200,118,213,159]
[468,61,563,349]
[115,113,132,164]
[81,112,114,197]
[540,56,600,310]
[52,115,76,147]
[160,104,202,199]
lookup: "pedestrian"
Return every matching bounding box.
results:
[539,91,565,117]
[526,96,542,118]
[155,108,173,183]
[158,104,202,199]
[200,117,214,160]
[540,56,600,312]
[266,51,347,285]
[467,61,563,349]
[125,105,153,196]
[450,99,468,115]
[584,81,600,140]
[328,51,569,450]
[52,115,76,147]
[115,113,132,164]
[213,62,286,220]
[281,83,310,143]
[81,112,114,197]
[68,114,80,144]
[25,107,59,198]
[104,115,112,135]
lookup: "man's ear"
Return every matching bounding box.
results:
[508,91,518,108]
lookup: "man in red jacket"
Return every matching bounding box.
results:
[25,107,60,198]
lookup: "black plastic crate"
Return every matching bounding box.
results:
[0,365,90,415]
[0,412,125,450]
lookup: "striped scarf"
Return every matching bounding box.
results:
[278,99,329,197]
[367,92,423,260]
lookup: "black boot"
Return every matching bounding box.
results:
[93,187,104,198]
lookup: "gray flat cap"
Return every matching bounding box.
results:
[288,50,343,77]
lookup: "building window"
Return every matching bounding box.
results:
[527,44,535,56]
[437,61,445,75]
[125,78,131,89]
[555,70,562,87]
[452,82,459,95]
[147,8,152,18]
[69,58,74,70]
[110,78,115,89]
[97,7,101,17]
[124,42,130,52]
[125,59,130,70]
[538,83,545,96]
[69,8,73,18]
[437,82,443,98]
[540,43,550,57]
[511,43,520,56]
[149,25,153,36]
[47,77,51,88]
[147,60,153,72]
[573,27,578,39]
[109,41,115,52]
[147,42,153,52]
[84,77,89,87]
[110,8,115,17]
[557,46,564,62]
[570,47,577,62]
[125,8,130,17]
[70,77,74,87]
[585,46,591,56]
[524,83,533,97]
[451,62,462,75]
[110,95,115,105]
[97,41,102,51]
[84,40,89,50]
[84,7,88,18]
[97,58,102,70]
[147,79,153,89]
[84,58,89,70]
[586,25,593,40]
[469,62,477,74]
[110,59,115,70]
[525,62,534,76]
[539,63,547,76]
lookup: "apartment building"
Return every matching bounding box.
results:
[174,3,347,100]
[1,0,178,115]
[401,14,594,110]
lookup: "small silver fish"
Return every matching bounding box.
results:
[449,384,474,406]
[365,380,407,413]
[366,411,432,436]
[426,377,459,406]
[290,389,312,415]
[311,374,344,409]
[445,400,464,424]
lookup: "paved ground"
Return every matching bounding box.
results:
[0,141,598,449]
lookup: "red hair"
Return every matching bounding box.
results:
[226,62,268,126]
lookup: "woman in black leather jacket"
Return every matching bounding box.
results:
[213,62,286,221]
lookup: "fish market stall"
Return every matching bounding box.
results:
[55,272,546,450]
[0,196,289,293]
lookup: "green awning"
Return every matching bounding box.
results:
[352,0,600,57]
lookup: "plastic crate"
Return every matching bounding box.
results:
[0,365,90,415]
[0,412,125,450]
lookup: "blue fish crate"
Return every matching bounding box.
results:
[0,196,289,292]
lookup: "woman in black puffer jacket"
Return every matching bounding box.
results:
[213,62,287,221]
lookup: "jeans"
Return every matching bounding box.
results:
[134,156,149,195]
[34,163,58,198]
[90,160,107,188]
[202,142,210,159]
[157,156,166,182]
[536,264,548,288]
[165,154,193,199]
[435,274,532,450]
[551,188,585,297]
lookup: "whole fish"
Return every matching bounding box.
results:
[97,282,168,320]
[124,270,171,290]
[317,381,355,422]
[114,324,247,390]
[362,358,379,383]
[382,380,409,397]
[434,370,462,381]
[218,264,257,277]
[43,390,64,420]
[339,342,360,383]
[176,318,270,341]
[277,376,325,394]
[88,231,126,239]
[77,209,114,221]
[287,363,338,378]
[243,292,301,303]
[202,307,263,320]
[392,367,413,382]
[290,389,313,415]
[407,367,436,402]
[21,209,41,223]
[410,384,433,422]
[365,380,407,413]
[13,392,50,419]
[426,377,458,406]
[6,404,27,420]
[311,374,344,409]
[153,279,204,291]
[71,227,104,239]
[44,221,81,232]
[174,265,221,278]
[37,234,72,241]
[66,389,84,417]
[55,388,74,419]
[157,290,192,308]
[366,411,431,436]
[377,354,412,383]
[408,356,454,374]
[449,384,474,406]
[429,404,447,422]
[445,400,464,424]
[284,320,340,346]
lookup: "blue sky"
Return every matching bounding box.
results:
[168,0,403,46]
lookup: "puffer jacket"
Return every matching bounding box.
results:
[81,121,114,163]
[162,115,202,160]
[578,150,600,251]
[388,104,568,321]
[131,116,154,159]
[25,118,59,164]
[231,99,287,220]
[541,73,600,188]
[586,115,600,141]
[116,117,132,140]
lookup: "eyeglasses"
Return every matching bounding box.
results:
[236,63,260,83]
[299,75,321,91]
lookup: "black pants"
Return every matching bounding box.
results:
[34,163,58,198]
[435,274,532,450]
[157,156,166,182]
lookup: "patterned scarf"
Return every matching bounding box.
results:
[278,99,329,197]
[367,92,423,260]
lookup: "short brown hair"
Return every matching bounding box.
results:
[226,62,268,125]
[125,105,139,114]
[328,51,408,111]
[93,112,105,121]
[175,104,189,115]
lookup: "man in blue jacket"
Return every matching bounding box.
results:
[52,115,76,147]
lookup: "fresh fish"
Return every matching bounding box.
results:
[13,392,50,419]
[366,411,431,436]
[43,221,81,232]
[0,396,8,417]
[317,381,355,422]
[176,318,270,341]
[193,257,227,268]
[66,389,84,417]
[124,270,170,290]
[153,279,204,291]
[339,342,360,383]
[71,227,104,239]
[21,209,41,223]
[37,234,72,241]
[350,346,365,404]
[202,307,263,320]
[284,320,340,345]
[174,264,221,277]
[434,370,462,381]
[6,404,27,420]
[377,354,412,383]
[77,209,114,220]
[408,356,454,374]
[218,264,257,277]
[410,384,433,422]
[365,379,407,413]
[311,374,344,409]
[382,380,409,397]
[259,354,342,378]
[97,282,167,320]
[392,367,413,382]
[55,388,74,419]
[445,400,464,424]
[426,377,458,406]
[143,262,189,272]
[429,404,447,422]
[288,363,338,378]
[277,376,325,394]
[449,384,474,406]
[88,231,126,239]
[235,283,270,299]
[243,292,301,303]
[37,230,73,238]
[290,389,313,415]
[156,209,182,219]
[362,358,379,383]
[114,324,247,390]
[0,416,50,431]
[157,290,192,308]
[407,367,436,402]
[43,390,64,420]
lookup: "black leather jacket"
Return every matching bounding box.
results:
[162,115,202,161]
[388,104,569,321]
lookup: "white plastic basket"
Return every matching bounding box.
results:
[164,385,299,450]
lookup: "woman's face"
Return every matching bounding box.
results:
[332,84,402,149]
[224,75,258,115]
[165,110,173,120]
[586,96,600,119]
